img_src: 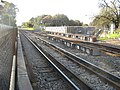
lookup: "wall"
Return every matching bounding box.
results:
[45,26,95,35]
[0,24,16,90]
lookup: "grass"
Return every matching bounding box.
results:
[22,28,35,30]
[98,36,109,41]
[115,29,120,33]
[98,32,120,41]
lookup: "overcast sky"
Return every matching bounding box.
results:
[7,0,100,25]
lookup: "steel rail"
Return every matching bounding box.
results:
[33,36,120,90]
[80,42,120,54]
[22,32,92,90]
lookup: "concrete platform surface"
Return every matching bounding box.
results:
[17,33,33,90]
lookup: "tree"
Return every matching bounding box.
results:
[29,17,34,27]
[90,9,111,28]
[22,14,84,27]
[69,19,83,26]
[83,24,89,26]
[52,14,69,26]
[33,15,48,28]
[42,15,52,26]
[21,21,34,28]
[92,0,120,29]
[0,1,17,26]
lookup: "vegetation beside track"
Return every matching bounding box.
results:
[21,28,35,30]
[98,30,120,41]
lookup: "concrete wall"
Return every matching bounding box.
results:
[45,26,95,35]
[0,24,16,90]
[45,26,67,33]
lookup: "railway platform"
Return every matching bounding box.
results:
[47,34,100,55]
[17,31,33,90]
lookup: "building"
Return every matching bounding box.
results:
[45,26,95,35]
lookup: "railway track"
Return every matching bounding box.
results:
[32,32,120,77]
[20,32,91,90]
[79,41,120,56]
[34,31,120,56]
[23,31,120,90]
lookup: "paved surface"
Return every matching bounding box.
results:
[17,33,33,90]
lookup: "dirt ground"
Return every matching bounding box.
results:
[106,39,120,46]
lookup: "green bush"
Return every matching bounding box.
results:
[98,36,109,41]
[22,28,34,30]
[98,33,120,41]
[115,29,120,33]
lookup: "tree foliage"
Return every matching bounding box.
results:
[21,21,33,28]
[90,8,111,28]
[91,0,120,29]
[51,14,69,26]
[0,1,17,26]
[21,14,83,28]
